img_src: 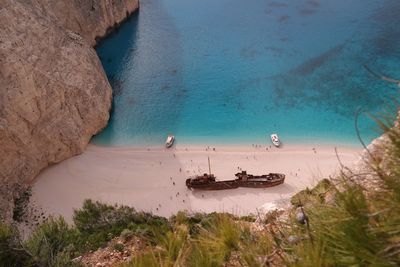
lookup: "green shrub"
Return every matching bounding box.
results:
[170,211,212,236]
[189,214,241,266]
[290,178,335,207]
[25,217,79,267]
[124,226,189,267]
[0,223,31,267]
[158,226,189,264]
[124,251,161,267]
[72,199,170,251]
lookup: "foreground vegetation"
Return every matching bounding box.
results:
[1,119,399,266]
[0,200,169,267]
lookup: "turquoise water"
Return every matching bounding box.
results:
[93,0,400,147]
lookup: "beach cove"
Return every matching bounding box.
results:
[31,0,399,220]
[3,0,400,265]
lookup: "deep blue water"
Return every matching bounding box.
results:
[93,0,400,147]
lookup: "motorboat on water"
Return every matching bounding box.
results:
[165,135,175,148]
[270,133,280,147]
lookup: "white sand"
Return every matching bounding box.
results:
[31,143,362,221]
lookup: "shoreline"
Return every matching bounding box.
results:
[31,142,363,221]
[90,140,363,151]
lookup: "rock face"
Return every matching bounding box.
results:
[34,0,140,47]
[0,0,139,221]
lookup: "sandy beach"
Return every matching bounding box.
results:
[31,143,362,221]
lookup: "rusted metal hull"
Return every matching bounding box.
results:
[186,174,285,190]
[186,180,239,190]
[237,179,284,188]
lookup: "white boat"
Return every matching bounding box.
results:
[270,133,280,147]
[165,135,175,148]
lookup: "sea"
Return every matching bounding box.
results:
[93,0,400,147]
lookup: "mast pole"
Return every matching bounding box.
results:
[208,156,211,175]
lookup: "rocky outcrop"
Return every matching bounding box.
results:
[0,0,139,221]
[32,0,140,47]
[350,110,400,192]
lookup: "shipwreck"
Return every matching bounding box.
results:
[185,158,285,190]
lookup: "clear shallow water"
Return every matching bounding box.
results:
[93,0,400,147]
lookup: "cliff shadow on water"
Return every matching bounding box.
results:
[93,0,186,146]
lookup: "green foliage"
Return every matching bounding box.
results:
[125,212,278,267]
[25,217,79,267]
[158,225,189,264]
[170,211,223,236]
[73,199,134,234]
[189,214,241,266]
[1,200,172,266]
[125,251,161,267]
[291,178,335,207]
[73,199,170,251]
[0,223,31,267]
[123,226,189,267]
[0,218,80,267]
[283,119,400,266]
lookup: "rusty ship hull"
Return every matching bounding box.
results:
[185,179,239,190]
[236,179,285,188]
[186,172,285,190]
